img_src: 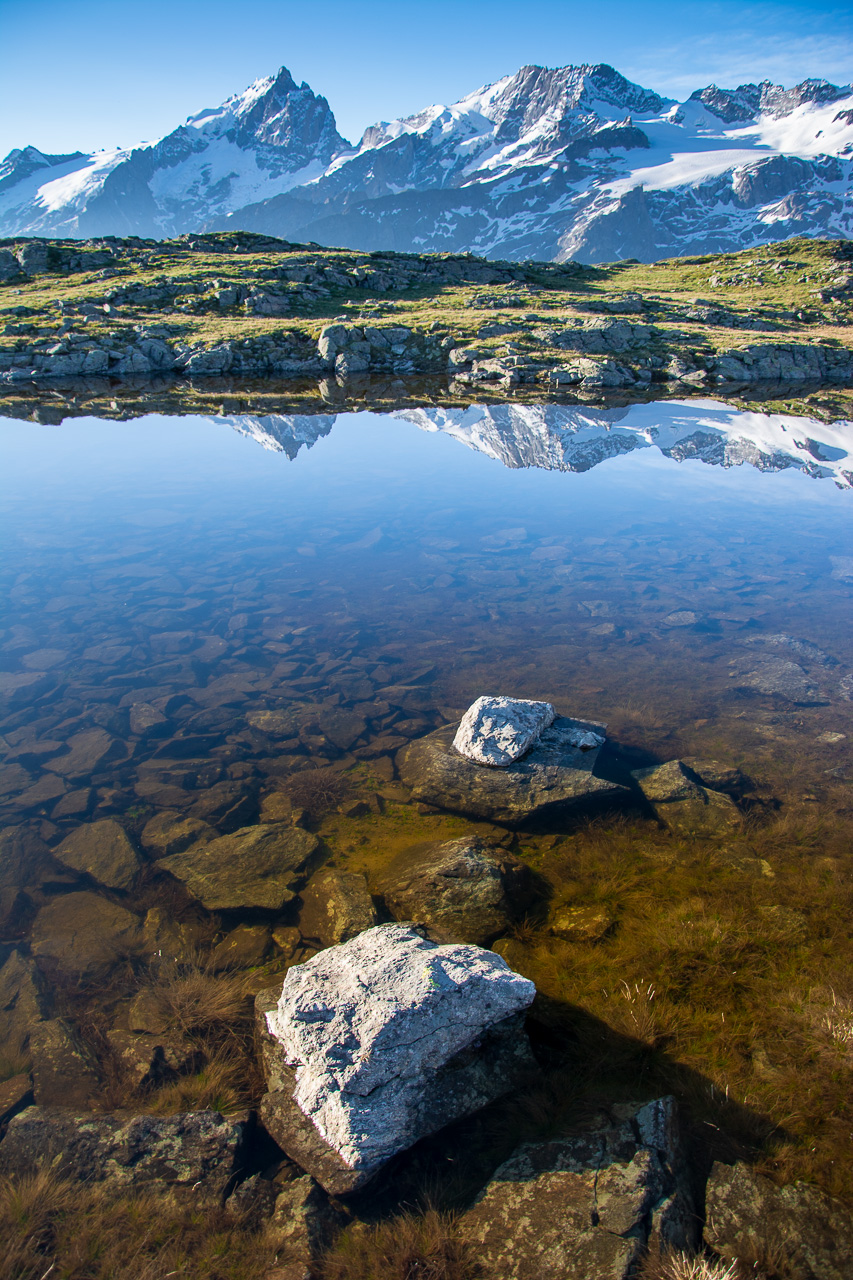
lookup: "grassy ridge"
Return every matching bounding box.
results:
[0,232,852,419]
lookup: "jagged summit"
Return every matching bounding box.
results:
[1,61,851,261]
[690,77,851,123]
[0,64,350,240]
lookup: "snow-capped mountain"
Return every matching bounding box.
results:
[0,68,349,239]
[2,62,852,261]
[211,400,853,486]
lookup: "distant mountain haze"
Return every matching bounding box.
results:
[1,62,851,262]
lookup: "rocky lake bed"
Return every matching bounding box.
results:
[1,243,853,1278]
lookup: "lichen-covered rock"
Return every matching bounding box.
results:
[298,868,378,947]
[159,823,319,911]
[0,1107,250,1204]
[30,892,144,979]
[399,718,626,825]
[0,949,50,1056]
[704,1160,853,1280]
[378,837,535,945]
[461,1097,696,1279]
[30,1018,101,1107]
[260,924,537,1193]
[452,696,557,766]
[55,818,142,890]
[632,760,742,837]
[264,1173,347,1258]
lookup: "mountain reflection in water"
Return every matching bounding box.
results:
[217,399,853,486]
[1,394,851,850]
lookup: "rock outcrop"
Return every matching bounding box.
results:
[399,715,626,825]
[378,837,536,945]
[159,823,319,911]
[29,1018,100,1107]
[704,1160,853,1280]
[259,924,537,1193]
[461,1096,697,1279]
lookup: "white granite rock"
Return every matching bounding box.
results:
[265,923,536,1175]
[452,695,556,766]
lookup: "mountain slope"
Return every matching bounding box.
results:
[1,63,852,262]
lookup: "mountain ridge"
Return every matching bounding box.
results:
[1,61,852,262]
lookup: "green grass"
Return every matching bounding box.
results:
[1,232,851,426]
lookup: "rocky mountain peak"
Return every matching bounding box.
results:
[484,63,665,136]
[180,65,349,163]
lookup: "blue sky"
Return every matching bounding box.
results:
[1,0,851,158]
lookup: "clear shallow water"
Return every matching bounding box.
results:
[1,397,852,850]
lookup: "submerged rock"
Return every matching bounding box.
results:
[55,818,142,890]
[705,1160,853,1280]
[140,809,216,857]
[736,657,824,703]
[0,826,59,893]
[632,760,742,838]
[30,892,144,979]
[399,717,625,824]
[453,696,556,766]
[30,1018,100,1107]
[0,949,50,1056]
[260,923,536,1193]
[461,1097,696,1279]
[0,1074,32,1130]
[298,868,378,947]
[0,1107,249,1204]
[159,823,319,911]
[547,904,614,942]
[378,837,536,945]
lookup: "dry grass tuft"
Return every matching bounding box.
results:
[637,1251,742,1280]
[144,955,255,1038]
[113,956,262,1113]
[0,1170,276,1280]
[317,1208,480,1280]
[148,1046,251,1115]
[288,765,351,820]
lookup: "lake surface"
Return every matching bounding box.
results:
[2,397,852,846]
[1,399,853,912]
[3,391,853,1211]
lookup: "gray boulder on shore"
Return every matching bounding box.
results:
[259,923,537,1193]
